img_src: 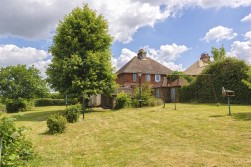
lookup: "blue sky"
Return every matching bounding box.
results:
[0,0,251,77]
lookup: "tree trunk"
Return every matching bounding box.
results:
[82,92,85,120]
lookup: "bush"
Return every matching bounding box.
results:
[64,106,80,123]
[35,98,65,106]
[146,97,163,107]
[47,114,67,134]
[133,82,159,107]
[0,103,5,113]
[0,117,33,166]
[6,98,28,113]
[115,91,131,109]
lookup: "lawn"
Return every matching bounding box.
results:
[3,103,251,166]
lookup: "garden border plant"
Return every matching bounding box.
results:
[0,117,33,166]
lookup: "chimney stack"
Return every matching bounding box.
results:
[137,49,147,60]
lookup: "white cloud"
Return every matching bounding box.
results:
[162,62,184,71]
[202,26,238,42]
[241,13,251,22]
[1,0,251,43]
[0,44,51,77]
[31,60,51,78]
[244,31,251,40]
[86,0,170,43]
[114,44,188,71]
[114,48,137,70]
[145,44,188,71]
[230,37,251,64]
[0,0,82,40]
[145,44,189,62]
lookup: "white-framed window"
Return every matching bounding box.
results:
[155,74,161,82]
[133,73,137,81]
[145,74,151,81]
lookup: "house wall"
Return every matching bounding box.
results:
[154,87,171,103]
[116,73,166,87]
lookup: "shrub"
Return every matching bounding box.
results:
[0,103,5,113]
[146,97,163,107]
[64,106,80,123]
[133,82,158,107]
[0,117,33,166]
[47,114,67,134]
[115,91,131,109]
[35,98,65,106]
[6,98,28,113]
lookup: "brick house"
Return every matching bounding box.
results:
[111,50,211,106]
[116,49,173,90]
[153,53,211,102]
[184,53,211,76]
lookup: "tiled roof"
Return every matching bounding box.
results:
[184,53,210,76]
[116,56,173,75]
[184,59,210,76]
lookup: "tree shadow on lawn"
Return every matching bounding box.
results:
[232,112,251,121]
[11,110,65,122]
[210,115,228,118]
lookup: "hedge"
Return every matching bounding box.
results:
[34,98,65,106]
[180,58,251,104]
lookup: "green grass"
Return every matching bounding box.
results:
[2,103,251,166]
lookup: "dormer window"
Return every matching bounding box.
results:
[155,74,160,82]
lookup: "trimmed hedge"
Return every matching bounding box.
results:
[180,58,251,104]
[34,98,65,106]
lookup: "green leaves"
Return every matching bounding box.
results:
[211,45,226,62]
[0,117,33,166]
[0,65,48,101]
[180,58,251,104]
[47,4,116,99]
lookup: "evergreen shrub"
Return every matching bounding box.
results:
[47,114,67,134]
[64,106,80,123]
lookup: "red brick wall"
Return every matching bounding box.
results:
[116,73,166,87]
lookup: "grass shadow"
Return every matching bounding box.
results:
[232,112,251,121]
[210,115,227,118]
[11,109,65,122]
[39,131,51,136]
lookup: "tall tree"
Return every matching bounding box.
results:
[46,4,116,118]
[0,65,48,100]
[211,45,226,61]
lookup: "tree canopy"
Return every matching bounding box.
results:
[46,4,116,99]
[242,67,251,89]
[180,58,251,104]
[0,65,48,101]
[211,45,226,62]
[168,71,194,83]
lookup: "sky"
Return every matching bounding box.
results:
[0,0,251,78]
